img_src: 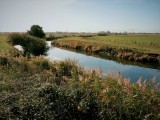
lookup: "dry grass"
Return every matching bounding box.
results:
[53,34,160,54]
[0,55,160,119]
[52,34,160,63]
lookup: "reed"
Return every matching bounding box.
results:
[0,55,160,119]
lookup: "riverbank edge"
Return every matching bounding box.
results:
[1,54,160,119]
[51,40,160,64]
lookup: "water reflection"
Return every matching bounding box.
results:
[46,41,160,83]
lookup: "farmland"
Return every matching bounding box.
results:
[52,34,160,63]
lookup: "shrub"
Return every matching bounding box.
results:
[0,56,9,66]
[9,33,49,56]
[32,58,50,70]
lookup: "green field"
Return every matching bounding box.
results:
[53,34,160,54]
[0,34,11,52]
[52,34,160,63]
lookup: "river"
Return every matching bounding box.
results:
[45,41,160,83]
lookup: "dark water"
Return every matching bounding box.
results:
[45,41,160,83]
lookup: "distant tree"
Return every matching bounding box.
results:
[27,25,45,38]
[99,31,111,36]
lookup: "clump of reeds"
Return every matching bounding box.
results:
[0,55,160,119]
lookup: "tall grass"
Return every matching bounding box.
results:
[0,55,160,119]
[0,35,11,52]
[52,34,160,63]
[52,34,160,54]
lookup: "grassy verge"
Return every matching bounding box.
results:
[0,54,160,119]
[51,34,160,63]
[0,34,11,52]
[0,34,23,58]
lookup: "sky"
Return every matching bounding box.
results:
[0,0,160,33]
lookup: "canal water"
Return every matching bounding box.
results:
[45,41,160,83]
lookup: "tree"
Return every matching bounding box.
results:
[27,25,45,38]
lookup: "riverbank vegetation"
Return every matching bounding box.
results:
[9,33,48,56]
[0,54,160,119]
[51,34,160,63]
[1,32,160,119]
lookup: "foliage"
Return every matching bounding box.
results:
[0,56,9,66]
[98,31,110,36]
[27,25,45,38]
[9,33,49,56]
[46,33,56,41]
[0,55,160,119]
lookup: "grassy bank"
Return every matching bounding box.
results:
[0,34,24,58]
[51,34,160,63]
[0,54,160,119]
[0,34,11,52]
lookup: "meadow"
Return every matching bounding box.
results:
[0,34,11,52]
[52,34,160,63]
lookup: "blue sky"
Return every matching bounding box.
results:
[0,0,160,33]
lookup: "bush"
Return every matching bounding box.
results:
[27,25,45,38]
[32,58,50,70]
[9,33,49,56]
[9,47,23,57]
[0,56,9,66]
